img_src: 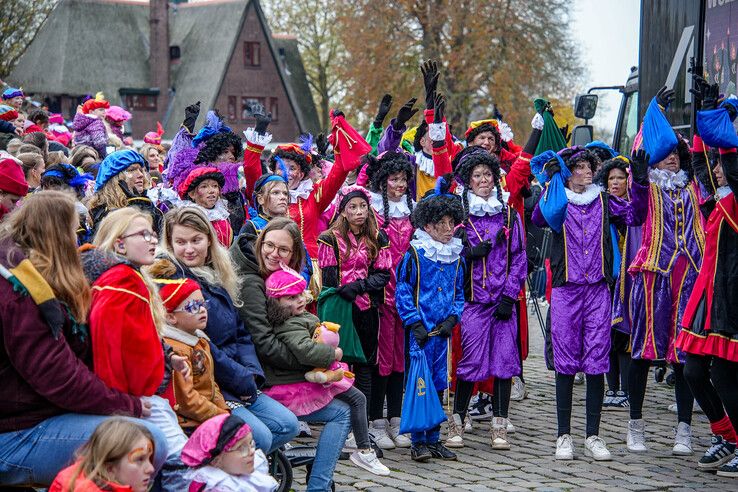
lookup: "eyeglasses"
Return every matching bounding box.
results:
[262,241,292,258]
[231,438,256,458]
[173,299,209,314]
[120,229,158,243]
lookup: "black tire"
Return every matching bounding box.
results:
[269,449,293,492]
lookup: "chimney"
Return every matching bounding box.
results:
[149,0,170,93]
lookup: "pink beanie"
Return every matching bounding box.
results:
[181,414,252,467]
[265,263,306,298]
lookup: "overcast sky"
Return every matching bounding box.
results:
[572,0,641,135]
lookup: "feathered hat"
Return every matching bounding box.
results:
[271,134,314,177]
[82,92,110,114]
[41,163,94,192]
[411,174,464,229]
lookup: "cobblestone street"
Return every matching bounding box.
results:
[293,305,736,491]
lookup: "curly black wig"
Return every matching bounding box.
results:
[465,122,500,147]
[558,147,601,174]
[194,131,244,164]
[594,157,629,188]
[587,146,616,165]
[411,174,464,229]
[454,146,501,187]
[364,151,414,227]
[269,148,311,178]
[413,121,429,152]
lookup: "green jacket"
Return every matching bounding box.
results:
[264,311,335,386]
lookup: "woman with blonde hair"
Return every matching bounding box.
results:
[87,149,162,234]
[0,191,167,488]
[16,151,45,191]
[87,207,190,488]
[50,418,156,492]
[161,206,299,455]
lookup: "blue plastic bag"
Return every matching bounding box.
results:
[399,349,447,434]
[642,97,678,165]
[537,173,569,233]
[697,99,738,149]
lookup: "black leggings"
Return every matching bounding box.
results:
[555,373,604,437]
[352,363,373,421]
[606,331,631,393]
[711,358,738,433]
[369,369,404,421]
[683,354,726,424]
[454,378,511,420]
[628,359,693,424]
[334,386,371,449]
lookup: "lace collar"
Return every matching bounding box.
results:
[717,185,732,200]
[415,151,434,176]
[290,179,314,203]
[565,184,602,206]
[468,191,509,217]
[648,168,688,191]
[369,191,412,218]
[410,229,463,264]
[180,199,231,221]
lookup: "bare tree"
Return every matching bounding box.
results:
[0,0,57,80]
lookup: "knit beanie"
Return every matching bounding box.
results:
[0,158,29,197]
[0,105,18,122]
[265,263,307,298]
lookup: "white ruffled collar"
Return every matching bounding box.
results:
[181,199,231,221]
[648,168,688,191]
[565,184,602,206]
[415,151,434,176]
[183,451,277,492]
[468,191,509,217]
[290,179,314,203]
[717,185,732,199]
[411,229,463,264]
[369,191,412,218]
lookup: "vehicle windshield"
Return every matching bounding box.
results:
[618,91,639,154]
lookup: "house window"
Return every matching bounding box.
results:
[241,97,266,122]
[243,42,261,67]
[124,94,157,111]
[269,97,279,122]
[227,96,237,122]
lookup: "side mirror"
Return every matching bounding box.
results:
[570,125,594,147]
[574,94,598,120]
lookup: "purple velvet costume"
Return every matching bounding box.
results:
[458,208,527,381]
[611,225,642,335]
[532,182,648,375]
[628,178,705,363]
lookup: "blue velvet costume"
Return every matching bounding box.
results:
[396,234,465,443]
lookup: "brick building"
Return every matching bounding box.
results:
[8,0,320,142]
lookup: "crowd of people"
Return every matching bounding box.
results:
[0,58,738,492]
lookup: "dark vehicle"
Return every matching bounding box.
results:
[573,0,738,153]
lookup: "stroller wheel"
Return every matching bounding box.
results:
[269,449,293,492]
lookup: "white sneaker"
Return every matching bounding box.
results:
[369,419,396,450]
[507,419,516,434]
[510,377,528,401]
[585,435,612,461]
[673,422,693,456]
[350,449,390,476]
[445,413,464,448]
[464,414,473,432]
[342,432,358,452]
[574,372,585,385]
[491,417,511,450]
[627,419,647,452]
[387,417,411,448]
[298,421,312,437]
[555,434,574,460]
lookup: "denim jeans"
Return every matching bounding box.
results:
[231,392,299,454]
[299,399,351,492]
[0,413,168,487]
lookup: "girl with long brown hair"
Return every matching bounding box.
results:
[0,191,167,488]
[317,185,392,426]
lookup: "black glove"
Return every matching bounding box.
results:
[435,315,457,338]
[373,94,393,128]
[316,133,330,157]
[433,93,446,124]
[394,98,418,130]
[467,240,492,259]
[421,59,440,110]
[250,103,272,135]
[336,280,364,302]
[494,295,516,321]
[630,149,649,185]
[655,86,675,109]
[332,108,345,119]
[183,101,201,133]
[724,101,738,121]
[409,321,429,348]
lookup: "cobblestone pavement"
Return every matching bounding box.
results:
[292,305,736,491]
